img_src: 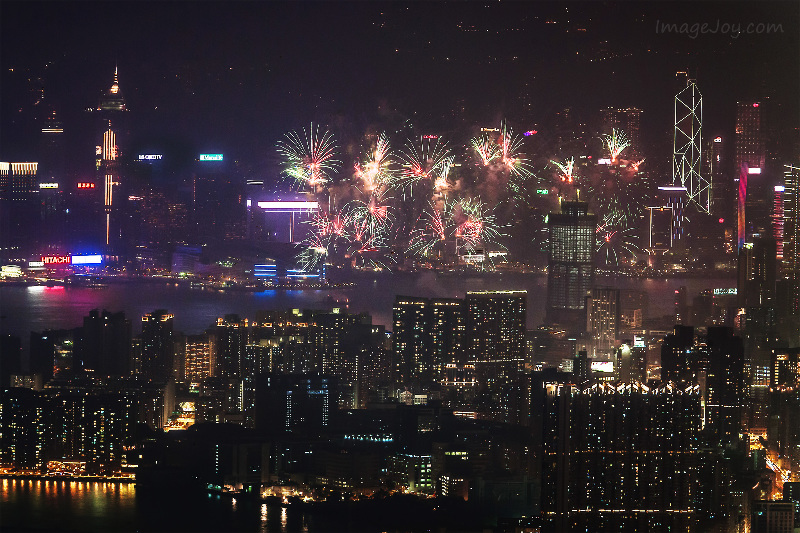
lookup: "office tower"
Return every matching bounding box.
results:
[736,101,769,241]
[617,337,647,383]
[736,102,767,178]
[784,165,800,278]
[658,185,688,246]
[465,291,526,362]
[39,109,65,182]
[646,206,673,253]
[430,298,465,372]
[95,68,128,252]
[185,334,213,383]
[540,382,701,532]
[0,162,39,259]
[774,185,785,260]
[673,76,708,213]
[586,287,620,358]
[707,135,726,217]
[80,309,132,377]
[393,297,430,385]
[737,238,777,309]
[141,310,174,382]
[546,201,596,328]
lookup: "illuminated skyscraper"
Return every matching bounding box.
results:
[586,287,620,358]
[706,136,726,217]
[673,76,708,213]
[736,101,769,241]
[774,185,785,260]
[94,67,127,252]
[784,165,800,279]
[546,201,596,328]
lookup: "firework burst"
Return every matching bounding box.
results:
[585,154,650,225]
[277,124,341,190]
[602,128,630,164]
[409,201,448,257]
[595,212,641,268]
[471,133,500,166]
[551,157,576,183]
[354,133,396,193]
[448,197,504,254]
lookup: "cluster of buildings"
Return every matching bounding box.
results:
[1,277,799,531]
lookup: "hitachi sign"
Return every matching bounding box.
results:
[42,255,71,265]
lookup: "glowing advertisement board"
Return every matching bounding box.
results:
[199,154,224,161]
[77,182,95,189]
[591,361,614,373]
[39,255,103,267]
[713,288,737,296]
[39,183,59,189]
[138,154,163,160]
[71,255,103,265]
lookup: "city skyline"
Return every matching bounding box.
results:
[2,2,800,531]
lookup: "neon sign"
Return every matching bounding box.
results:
[77,182,95,189]
[138,154,163,160]
[199,154,224,161]
[42,255,71,265]
[39,183,58,189]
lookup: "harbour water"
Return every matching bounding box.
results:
[0,271,734,344]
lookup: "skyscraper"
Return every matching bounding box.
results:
[673,76,707,213]
[736,101,769,241]
[784,165,800,279]
[546,201,596,328]
[94,68,127,253]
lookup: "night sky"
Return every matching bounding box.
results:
[2,1,798,179]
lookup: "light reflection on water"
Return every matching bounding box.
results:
[1,478,136,532]
[2,478,310,532]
